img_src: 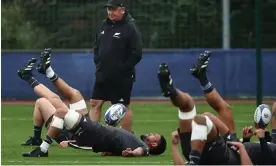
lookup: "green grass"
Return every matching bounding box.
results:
[1,103,267,165]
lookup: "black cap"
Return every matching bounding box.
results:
[105,0,125,8]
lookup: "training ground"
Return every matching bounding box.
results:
[1,99,274,165]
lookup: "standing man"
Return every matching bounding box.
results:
[90,0,143,132]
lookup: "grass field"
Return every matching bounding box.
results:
[1,103,270,165]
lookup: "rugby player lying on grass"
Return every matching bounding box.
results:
[20,48,137,147]
[20,49,88,146]
[18,52,167,157]
[158,51,275,165]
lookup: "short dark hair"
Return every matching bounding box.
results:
[149,135,167,155]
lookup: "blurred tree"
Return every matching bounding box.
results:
[1,0,48,49]
[1,0,276,49]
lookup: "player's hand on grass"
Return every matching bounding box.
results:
[227,141,245,151]
[242,126,254,139]
[59,141,69,148]
[122,148,133,157]
[171,131,180,145]
[254,128,265,138]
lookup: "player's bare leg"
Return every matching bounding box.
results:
[158,63,196,164]
[37,48,88,115]
[18,58,70,157]
[121,105,133,131]
[90,99,105,121]
[22,98,56,146]
[272,102,276,143]
[158,63,195,133]
[17,58,67,109]
[190,51,235,133]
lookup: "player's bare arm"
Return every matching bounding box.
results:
[122,147,145,157]
[171,131,185,165]
[227,141,253,165]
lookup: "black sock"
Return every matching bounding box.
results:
[44,135,53,145]
[27,77,40,88]
[188,150,201,165]
[50,74,59,82]
[34,125,42,139]
[199,75,214,94]
[198,73,209,86]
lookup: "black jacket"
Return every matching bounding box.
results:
[93,11,142,82]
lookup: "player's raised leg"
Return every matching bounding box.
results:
[158,63,195,132]
[158,63,195,163]
[37,48,88,115]
[17,58,67,110]
[21,98,56,146]
[18,59,69,156]
[190,51,235,133]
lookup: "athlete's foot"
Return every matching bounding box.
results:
[21,136,42,146]
[37,48,52,74]
[158,63,175,97]
[190,51,211,79]
[22,147,48,157]
[17,58,37,80]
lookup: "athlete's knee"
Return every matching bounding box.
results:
[193,115,207,125]
[90,99,104,109]
[178,105,196,120]
[69,89,83,101]
[54,108,68,118]
[35,97,49,107]
[47,92,61,101]
[51,108,68,130]
[63,109,81,130]
[191,115,214,141]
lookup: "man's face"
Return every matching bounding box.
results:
[141,133,161,149]
[107,7,124,21]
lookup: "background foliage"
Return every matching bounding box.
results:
[2,0,276,49]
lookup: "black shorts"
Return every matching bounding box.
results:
[45,115,72,143]
[91,79,133,105]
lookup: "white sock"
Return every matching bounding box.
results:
[46,66,55,78]
[40,141,50,153]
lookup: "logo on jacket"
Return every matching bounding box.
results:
[113,32,121,38]
[100,31,104,35]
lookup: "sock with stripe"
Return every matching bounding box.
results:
[40,135,53,153]
[46,66,59,82]
[25,77,40,88]
[199,75,214,94]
